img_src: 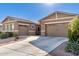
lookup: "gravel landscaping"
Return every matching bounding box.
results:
[0,36,27,46]
[47,42,74,56]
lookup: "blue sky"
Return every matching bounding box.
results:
[0,3,79,22]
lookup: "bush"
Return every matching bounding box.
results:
[13,32,19,41]
[0,32,8,39]
[6,32,14,37]
[0,32,2,34]
[13,32,17,37]
[66,17,79,55]
[65,42,72,52]
[0,32,14,39]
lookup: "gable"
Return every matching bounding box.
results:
[44,13,56,19]
[41,13,56,21]
[57,12,76,18]
[40,11,78,22]
[2,17,15,24]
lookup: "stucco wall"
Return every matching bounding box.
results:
[40,12,76,36]
[2,18,36,36]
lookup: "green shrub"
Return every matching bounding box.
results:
[13,32,19,41]
[66,17,79,55]
[6,32,14,37]
[71,43,79,55]
[0,32,2,34]
[13,32,17,37]
[65,42,72,52]
[0,32,8,39]
[0,32,14,39]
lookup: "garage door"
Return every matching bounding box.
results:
[19,25,28,35]
[46,23,68,37]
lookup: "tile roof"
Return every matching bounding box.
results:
[2,16,35,24]
[39,11,79,22]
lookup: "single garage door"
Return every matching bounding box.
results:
[46,23,68,37]
[19,25,28,35]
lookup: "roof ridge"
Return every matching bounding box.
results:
[7,16,34,22]
[7,16,28,20]
[54,11,79,15]
[2,16,35,24]
[39,11,79,21]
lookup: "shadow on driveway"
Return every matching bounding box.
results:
[30,36,68,53]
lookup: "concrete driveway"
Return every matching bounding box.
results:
[0,36,68,56]
[30,36,68,52]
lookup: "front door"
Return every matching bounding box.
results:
[36,26,41,35]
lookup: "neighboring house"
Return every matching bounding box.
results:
[39,11,79,37]
[2,16,37,36]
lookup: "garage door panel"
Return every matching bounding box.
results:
[19,25,28,35]
[46,23,68,37]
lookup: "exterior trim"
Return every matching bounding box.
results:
[41,17,74,22]
[45,21,71,24]
[39,11,79,22]
[45,24,47,36]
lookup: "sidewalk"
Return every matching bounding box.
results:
[0,36,47,56]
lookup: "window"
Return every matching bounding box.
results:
[5,24,7,30]
[31,24,35,29]
[12,23,14,30]
[6,24,8,30]
[9,23,14,30]
[4,23,14,31]
[10,24,12,30]
[8,24,10,30]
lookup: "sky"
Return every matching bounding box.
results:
[0,3,79,22]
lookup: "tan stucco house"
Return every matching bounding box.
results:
[1,11,79,37]
[39,11,79,37]
[2,16,37,36]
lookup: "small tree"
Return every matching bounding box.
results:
[66,17,79,55]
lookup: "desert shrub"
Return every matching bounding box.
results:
[0,32,2,34]
[13,32,19,41]
[13,32,17,37]
[0,32,8,39]
[0,32,15,39]
[71,42,79,55]
[6,32,14,37]
[65,42,72,52]
[66,17,79,55]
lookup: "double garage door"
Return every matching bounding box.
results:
[46,23,68,37]
[19,25,28,35]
